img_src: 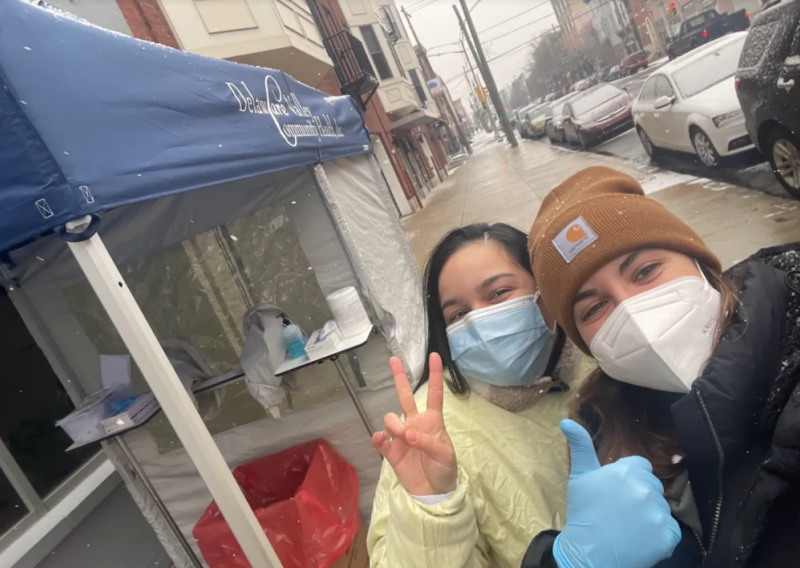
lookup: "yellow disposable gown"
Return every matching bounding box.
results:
[367,382,571,568]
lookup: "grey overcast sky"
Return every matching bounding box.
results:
[395,0,558,105]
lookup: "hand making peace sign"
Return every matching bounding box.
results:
[371,353,458,496]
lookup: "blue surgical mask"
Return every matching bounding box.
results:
[446,295,556,387]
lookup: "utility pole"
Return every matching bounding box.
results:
[462,64,485,133]
[463,64,480,112]
[454,8,499,140]
[440,84,473,155]
[400,5,422,47]
[404,4,471,154]
[456,0,517,147]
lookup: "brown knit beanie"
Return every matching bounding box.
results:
[528,166,720,354]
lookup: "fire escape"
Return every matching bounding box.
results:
[323,29,379,110]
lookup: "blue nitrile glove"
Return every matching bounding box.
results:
[553,419,681,568]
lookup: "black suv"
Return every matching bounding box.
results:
[736,0,800,197]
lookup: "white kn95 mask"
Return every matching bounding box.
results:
[589,273,722,393]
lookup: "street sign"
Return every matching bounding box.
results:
[427,77,445,96]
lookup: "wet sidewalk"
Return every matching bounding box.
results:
[403,135,800,270]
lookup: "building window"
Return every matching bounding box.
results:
[379,6,402,43]
[360,25,393,80]
[409,69,427,105]
[384,28,406,79]
[0,290,100,537]
[0,470,28,534]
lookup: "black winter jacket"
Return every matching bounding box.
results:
[522,243,800,568]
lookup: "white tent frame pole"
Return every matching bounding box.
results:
[64,220,282,568]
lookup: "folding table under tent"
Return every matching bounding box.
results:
[0,3,425,567]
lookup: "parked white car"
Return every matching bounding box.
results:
[633,32,753,167]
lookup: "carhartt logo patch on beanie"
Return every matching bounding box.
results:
[552,215,597,263]
[528,166,720,354]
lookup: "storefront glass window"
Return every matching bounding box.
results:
[0,291,99,500]
[0,469,28,535]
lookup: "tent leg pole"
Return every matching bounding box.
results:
[332,358,375,435]
[65,229,282,568]
[115,438,204,568]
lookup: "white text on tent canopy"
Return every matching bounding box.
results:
[226,77,344,147]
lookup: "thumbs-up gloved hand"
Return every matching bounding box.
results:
[553,419,681,568]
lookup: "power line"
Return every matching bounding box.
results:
[408,0,442,14]
[427,50,466,57]
[474,0,632,66]
[469,0,484,11]
[404,0,431,9]
[450,75,467,89]
[482,10,558,44]
[442,24,561,84]
[426,41,460,51]
[487,26,561,63]
[425,6,552,55]
[476,1,553,34]
[443,0,628,88]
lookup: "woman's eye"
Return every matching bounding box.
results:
[634,263,660,282]
[491,288,511,300]
[583,300,606,321]
[450,311,468,323]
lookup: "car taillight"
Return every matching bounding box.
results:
[735,77,740,91]
[703,29,708,37]
[745,11,749,18]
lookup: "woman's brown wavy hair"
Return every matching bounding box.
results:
[570,261,742,487]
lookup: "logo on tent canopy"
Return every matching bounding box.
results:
[226,76,344,148]
[35,199,54,219]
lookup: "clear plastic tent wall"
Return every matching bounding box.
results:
[0,3,424,566]
[9,157,424,567]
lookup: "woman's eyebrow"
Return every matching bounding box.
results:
[478,273,514,291]
[441,298,460,311]
[619,250,643,275]
[573,288,598,306]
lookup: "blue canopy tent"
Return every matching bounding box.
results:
[0,2,424,567]
[0,0,370,255]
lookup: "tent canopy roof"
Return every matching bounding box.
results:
[0,0,371,256]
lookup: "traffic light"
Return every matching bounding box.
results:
[668,2,677,16]
[475,86,490,103]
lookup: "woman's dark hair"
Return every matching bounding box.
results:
[571,262,744,487]
[419,223,535,395]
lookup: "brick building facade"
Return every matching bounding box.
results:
[309,0,423,208]
[115,0,179,48]
[308,0,452,205]
[114,0,437,212]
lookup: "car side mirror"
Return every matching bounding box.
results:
[654,95,675,109]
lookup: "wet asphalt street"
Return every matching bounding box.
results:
[588,129,788,199]
[404,132,800,272]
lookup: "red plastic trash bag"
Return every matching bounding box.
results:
[193,439,360,568]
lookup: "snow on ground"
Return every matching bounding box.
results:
[638,171,700,195]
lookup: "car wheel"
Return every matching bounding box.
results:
[765,126,800,199]
[691,127,720,167]
[637,126,659,158]
[667,50,675,60]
